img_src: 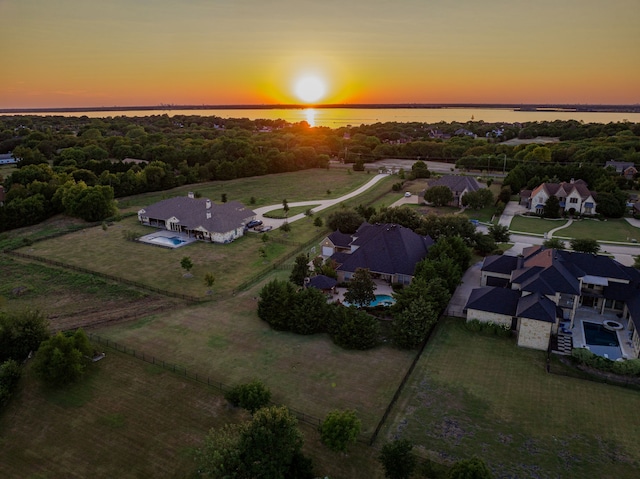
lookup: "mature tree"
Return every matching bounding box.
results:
[424,185,454,206]
[0,309,49,363]
[238,406,304,478]
[343,268,376,307]
[313,216,323,228]
[224,380,272,413]
[448,457,494,479]
[369,206,422,231]
[379,439,417,479]
[290,287,329,334]
[474,234,497,256]
[461,189,494,209]
[497,185,512,204]
[413,257,462,294]
[0,359,22,407]
[330,306,379,350]
[258,279,296,330]
[194,423,244,478]
[410,160,431,179]
[428,236,472,272]
[570,238,600,254]
[542,238,565,250]
[282,198,290,217]
[33,329,92,387]
[595,190,626,218]
[319,409,361,453]
[289,254,310,286]
[392,296,438,349]
[180,256,194,273]
[543,195,561,218]
[488,224,510,243]
[418,214,478,245]
[326,209,364,234]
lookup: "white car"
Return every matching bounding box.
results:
[404,192,411,197]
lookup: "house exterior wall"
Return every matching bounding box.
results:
[517,318,552,350]
[481,271,511,286]
[466,309,512,327]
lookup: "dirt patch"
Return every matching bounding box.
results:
[500,136,560,146]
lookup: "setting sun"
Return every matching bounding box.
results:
[294,76,326,104]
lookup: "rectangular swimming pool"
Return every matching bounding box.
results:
[582,321,622,360]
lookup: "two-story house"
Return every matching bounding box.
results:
[525,179,597,215]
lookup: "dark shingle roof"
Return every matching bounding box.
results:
[140,197,254,234]
[333,223,433,277]
[327,230,353,248]
[516,293,557,323]
[465,287,520,316]
[428,175,483,193]
[482,255,519,275]
[307,275,337,290]
[556,250,632,281]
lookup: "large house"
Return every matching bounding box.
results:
[423,175,484,207]
[321,223,433,285]
[466,246,640,357]
[605,160,637,180]
[137,193,255,244]
[523,179,597,215]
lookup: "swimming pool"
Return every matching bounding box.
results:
[582,321,622,360]
[150,236,187,247]
[343,294,396,307]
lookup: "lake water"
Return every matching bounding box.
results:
[3,107,640,127]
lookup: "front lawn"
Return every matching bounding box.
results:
[559,218,640,243]
[509,215,567,235]
[381,318,640,478]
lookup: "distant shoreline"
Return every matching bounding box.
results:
[1,103,640,114]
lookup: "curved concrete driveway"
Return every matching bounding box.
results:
[252,173,389,229]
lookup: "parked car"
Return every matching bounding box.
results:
[246,219,263,228]
[404,192,411,197]
[254,225,272,233]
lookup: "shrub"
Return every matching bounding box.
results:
[319,409,361,453]
[224,380,272,413]
[466,319,483,332]
[612,359,640,376]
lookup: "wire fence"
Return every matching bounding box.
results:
[5,250,205,303]
[88,333,326,429]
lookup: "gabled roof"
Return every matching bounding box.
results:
[516,292,557,323]
[139,197,254,234]
[482,254,519,275]
[530,180,594,201]
[326,230,353,248]
[465,286,520,316]
[428,175,483,193]
[307,275,337,290]
[332,223,433,277]
[556,250,632,282]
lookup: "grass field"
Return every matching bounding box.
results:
[118,169,374,211]
[0,348,386,479]
[91,273,416,435]
[559,218,640,243]
[381,318,640,478]
[509,215,568,235]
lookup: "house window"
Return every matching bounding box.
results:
[570,197,578,204]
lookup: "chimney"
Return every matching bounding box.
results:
[206,211,212,219]
[570,178,575,184]
[206,199,211,209]
[188,191,194,198]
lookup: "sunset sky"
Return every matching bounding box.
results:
[1,0,639,108]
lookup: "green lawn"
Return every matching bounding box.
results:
[0,348,385,479]
[509,215,568,235]
[92,272,416,436]
[381,318,640,478]
[263,204,319,219]
[117,169,374,211]
[559,218,640,243]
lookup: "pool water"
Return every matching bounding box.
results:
[148,236,187,247]
[343,294,396,307]
[583,321,622,360]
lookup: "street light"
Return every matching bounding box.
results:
[502,153,507,175]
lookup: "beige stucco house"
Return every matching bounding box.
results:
[138,193,255,244]
[525,179,596,215]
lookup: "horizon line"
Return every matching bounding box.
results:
[2,102,640,114]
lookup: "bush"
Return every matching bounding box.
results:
[0,359,22,407]
[329,307,379,350]
[466,319,483,332]
[319,409,361,453]
[612,359,640,376]
[224,380,272,413]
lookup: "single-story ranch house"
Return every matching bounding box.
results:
[137,193,256,244]
[466,246,640,358]
[422,175,484,207]
[321,223,433,285]
[521,179,597,215]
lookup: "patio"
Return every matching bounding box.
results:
[565,307,637,360]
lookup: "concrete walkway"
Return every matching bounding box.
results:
[547,219,573,238]
[625,217,640,228]
[253,173,389,229]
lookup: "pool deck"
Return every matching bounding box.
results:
[137,230,196,249]
[332,279,394,305]
[566,307,637,360]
